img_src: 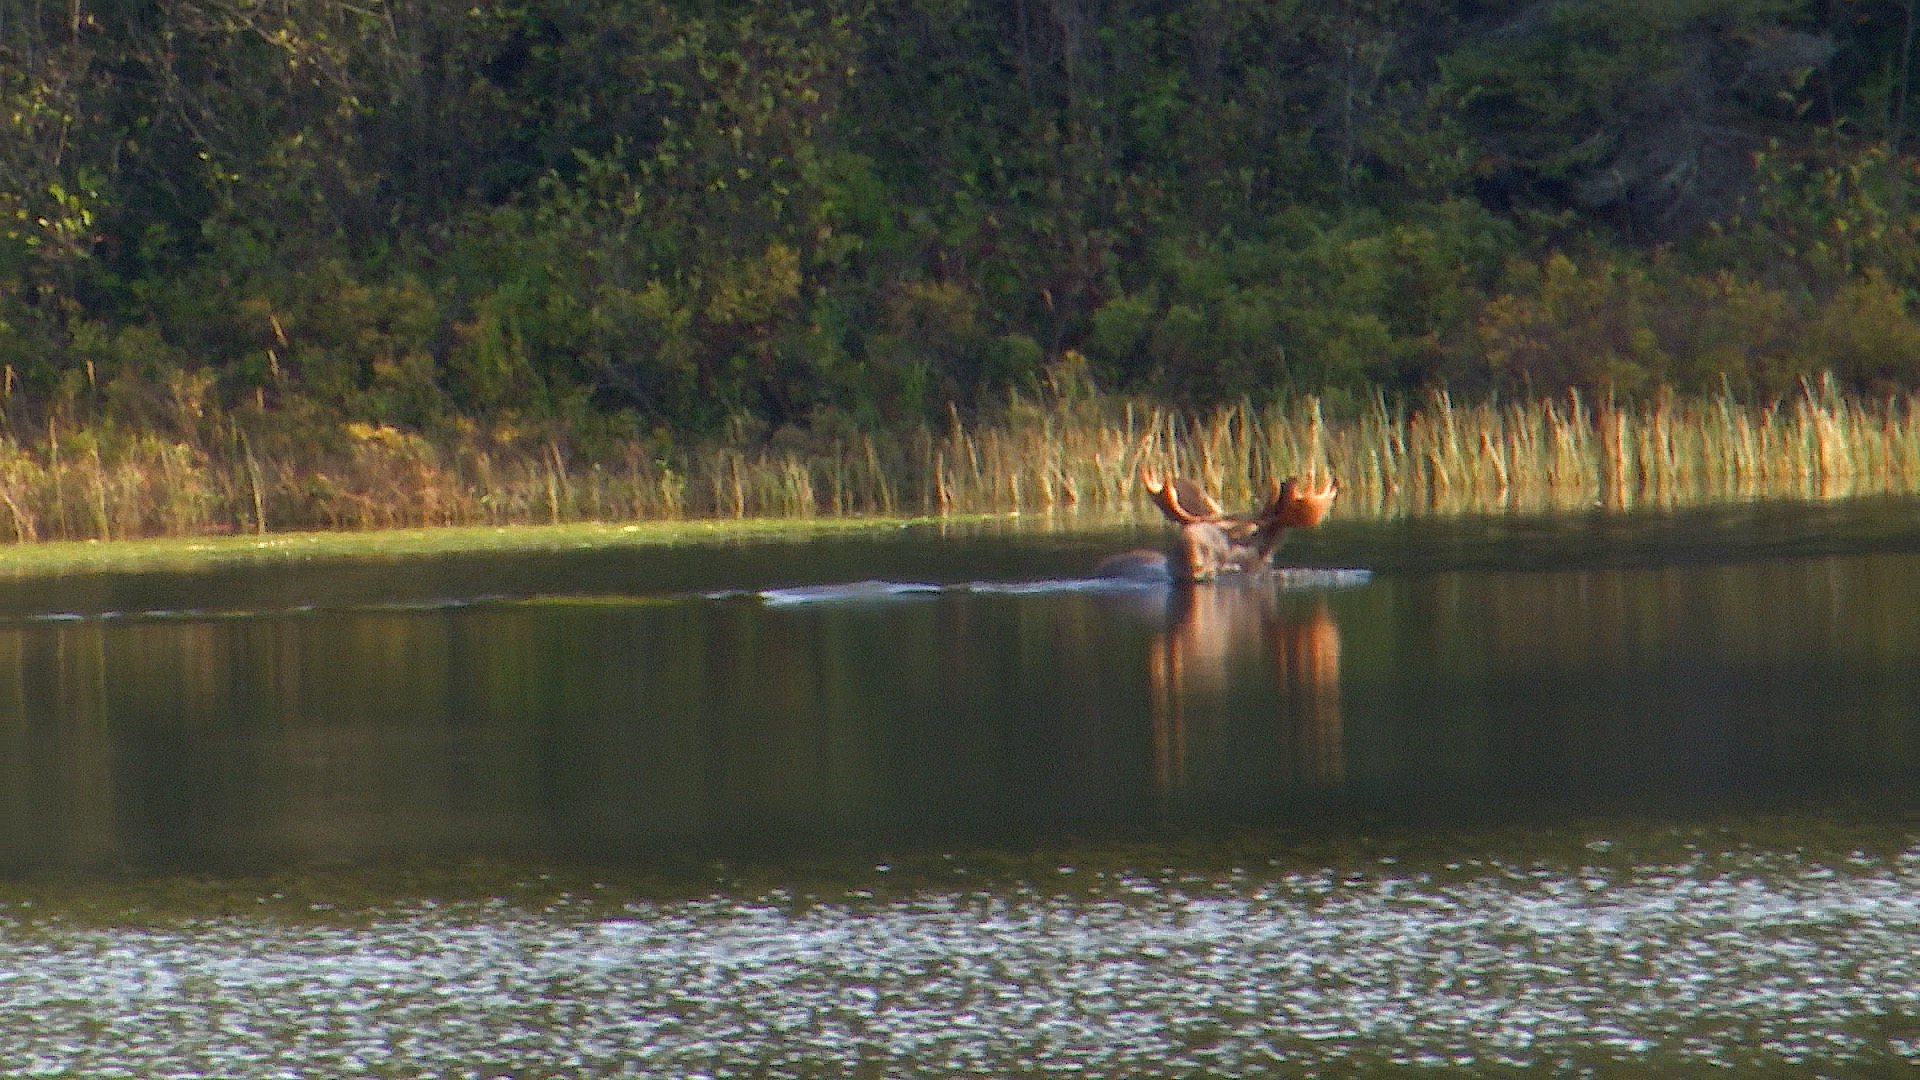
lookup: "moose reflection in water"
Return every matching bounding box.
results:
[1096,471,1339,582]
[1141,583,1346,797]
[1088,470,1348,798]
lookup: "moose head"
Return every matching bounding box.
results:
[1100,469,1339,582]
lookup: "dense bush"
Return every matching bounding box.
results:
[3,0,1920,460]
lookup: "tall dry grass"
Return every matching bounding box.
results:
[0,380,1916,542]
[910,378,1920,517]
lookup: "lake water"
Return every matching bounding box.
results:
[1,498,1919,1077]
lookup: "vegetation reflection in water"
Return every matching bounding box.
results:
[0,501,1915,1075]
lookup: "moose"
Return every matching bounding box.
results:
[1097,470,1339,583]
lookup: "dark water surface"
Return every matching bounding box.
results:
[2,498,1920,1077]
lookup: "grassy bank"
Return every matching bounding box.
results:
[0,382,1916,543]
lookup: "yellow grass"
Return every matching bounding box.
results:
[0,381,1916,542]
[912,380,1920,518]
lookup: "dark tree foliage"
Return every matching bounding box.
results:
[2,0,1919,448]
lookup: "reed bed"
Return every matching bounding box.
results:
[911,381,1920,518]
[0,383,1917,542]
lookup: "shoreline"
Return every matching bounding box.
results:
[0,387,1915,547]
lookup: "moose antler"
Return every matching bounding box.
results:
[1129,468,1340,581]
[1140,467,1225,526]
[1239,474,1339,564]
[1262,475,1339,529]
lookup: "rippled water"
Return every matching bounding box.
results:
[2,827,1917,1078]
[0,498,1918,1077]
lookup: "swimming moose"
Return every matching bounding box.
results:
[1097,470,1339,583]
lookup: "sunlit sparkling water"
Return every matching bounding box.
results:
[1,842,1916,1078]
